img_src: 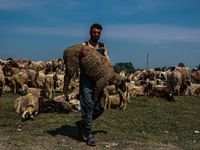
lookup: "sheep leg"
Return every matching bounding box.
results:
[104,97,108,109]
[21,111,29,121]
[49,87,52,99]
[127,94,131,103]
[17,83,20,93]
[63,72,72,101]
[12,80,17,93]
[118,97,123,108]
[93,78,107,104]
[49,90,52,99]
[30,111,35,121]
[31,80,36,88]
[22,109,32,121]
[103,89,109,109]
[52,88,55,98]
[126,87,131,103]
[1,83,5,94]
[108,97,112,109]
[118,89,127,110]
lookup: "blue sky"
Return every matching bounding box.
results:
[0,0,200,69]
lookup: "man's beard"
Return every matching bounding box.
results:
[91,36,99,42]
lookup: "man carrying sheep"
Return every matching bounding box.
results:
[76,23,111,146]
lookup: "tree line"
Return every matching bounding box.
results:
[113,62,200,76]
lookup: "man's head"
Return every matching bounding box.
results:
[90,23,103,42]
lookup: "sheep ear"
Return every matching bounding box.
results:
[171,67,176,71]
[109,72,115,84]
[185,80,191,86]
[125,78,130,82]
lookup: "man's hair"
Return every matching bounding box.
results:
[90,23,103,31]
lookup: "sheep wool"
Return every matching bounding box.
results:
[63,44,114,103]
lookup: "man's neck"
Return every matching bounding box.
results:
[88,39,98,49]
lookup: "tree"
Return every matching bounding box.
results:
[162,66,168,71]
[197,64,200,70]
[113,62,135,76]
[154,67,161,71]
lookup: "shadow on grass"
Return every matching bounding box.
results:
[46,124,107,142]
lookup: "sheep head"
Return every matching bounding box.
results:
[112,73,129,93]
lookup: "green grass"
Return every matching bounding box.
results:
[0,93,200,149]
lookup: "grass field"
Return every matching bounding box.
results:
[0,93,200,150]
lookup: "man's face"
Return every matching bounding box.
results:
[90,28,101,42]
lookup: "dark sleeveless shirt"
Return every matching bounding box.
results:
[85,42,105,56]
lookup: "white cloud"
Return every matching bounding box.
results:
[0,0,39,10]
[15,25,88,37]
[0,0,82,10]
[13,24,200,43]
[104,24,200,43]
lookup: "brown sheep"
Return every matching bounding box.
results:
[159,69,171,81]
[26,88,43,97]
[175,66,191,82]
[36,71,46,88]
[63,44,124,103]
[120,70,127,77]
[104,85,117,109]
[54,74,64,92]
[170,66,191,95]
[195,86,200,95]
[28,61,45,71]
[0,68,4,74]
[40,99,71,114]
[106,94,122,109]
[104,80,129,110]
[53,94,81,112]
[134,69,156,82]
[13,59,31,65]
[25,68,39,88]
[43,74,55,99]
[155,71,162,79]
[10,72,28,94]
[191,70,200,84]
[0,73,6,96]
[184,81,200,96]
[2,64,22,77]
[148,85,174,101]
[129,70,141,81]
[167,69,182,95]
[51,59,63,72]
[128,84,147,97]
[135,80,147,86]
[43,73,64,98]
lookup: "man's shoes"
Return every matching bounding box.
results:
[75,121,85,139]
[87,137,96,146]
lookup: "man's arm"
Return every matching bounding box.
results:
[104,44,112,64]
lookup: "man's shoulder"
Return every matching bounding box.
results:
[99,42,105,47]
[81,42,87,45]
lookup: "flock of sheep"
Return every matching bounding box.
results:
[0,56,78,121]
[127,65,200,99]
[0,44,200,122]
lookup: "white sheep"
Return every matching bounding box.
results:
[14,94,43,121]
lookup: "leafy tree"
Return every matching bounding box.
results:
[197,64,200,70]
[154,67,161,71]
[162,66,168,71]
[113,62,135,76]
[113,64,121,73]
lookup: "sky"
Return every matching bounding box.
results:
[0,0,200,69]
